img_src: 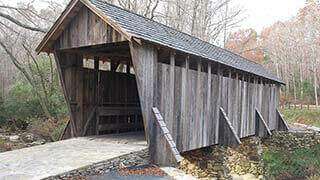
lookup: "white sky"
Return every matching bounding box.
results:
[4,0,306,33]
[236,0,306,32]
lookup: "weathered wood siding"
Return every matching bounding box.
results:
[156,62,280,152]
[129,42,159,163]
[55,6,125,50]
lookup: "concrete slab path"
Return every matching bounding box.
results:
[0,132,147,180]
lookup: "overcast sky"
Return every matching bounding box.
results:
[4,0,306,32]
[237,0,306,32]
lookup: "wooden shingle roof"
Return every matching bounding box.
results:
[88,0,283,84]
[37,0,283,84]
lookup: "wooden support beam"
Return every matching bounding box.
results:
[54,52,76,138]
[82,105,97,136]
[219,107,241,146]
[129,42,158,163]
[152,107,183,166]
[111,60,120,72]
[276,109,289,131]
[94,56,100,135]
[255,109,272,138]
[126,61,131,74]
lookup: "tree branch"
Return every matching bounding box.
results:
[0,11,47,33]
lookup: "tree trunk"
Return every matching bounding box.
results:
[293,73,297,103]
[313,65,318,106]
[299,62,303,99]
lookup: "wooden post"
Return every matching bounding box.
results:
[129,42,158,164]
[54,52,76,138]
[94,56,100,135]
[126,61,130,74]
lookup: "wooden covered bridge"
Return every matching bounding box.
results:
[36,0,289,165]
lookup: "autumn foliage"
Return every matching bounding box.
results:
[226,1,320,106]
[225,29,264,64]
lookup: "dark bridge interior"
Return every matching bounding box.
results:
[59,41,144,138]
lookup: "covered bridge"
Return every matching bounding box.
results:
[36,0,289,165]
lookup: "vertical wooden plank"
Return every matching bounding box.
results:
[241,75,247,137]
[129,42,158,163]
[195,60,203,148]
[233,73,239,135]
[227,70,232,118]
[180,56,189,151]
[169,52,176,142]
[237,74,243,137]
[215,66,222,144]
[189,69,197,149]
[174,66,182,150]
[205,62,212,147]
[210,73,218,144]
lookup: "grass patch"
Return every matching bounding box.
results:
[280,108,320,127]
[263,144,320,179]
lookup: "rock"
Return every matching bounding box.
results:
[241,173,256,180]
[21,133,36,143]
[29,140,45,146]
[9,135,19,142]
[187,163,196,171]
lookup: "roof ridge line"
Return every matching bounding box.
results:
[93,0,264,67]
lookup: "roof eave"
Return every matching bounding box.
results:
[36,0,81,54]
[36,0,134,54]
[135,37,285,85]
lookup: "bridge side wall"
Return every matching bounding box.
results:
[129,42,281,164]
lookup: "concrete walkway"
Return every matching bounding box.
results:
[0,132,147,180]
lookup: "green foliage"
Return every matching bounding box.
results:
[0,56,67,128]
[263,144,320,178]
[5,82,43,120]
[301,80,315,101]
[280,108,320,127]
[0,102,6,126]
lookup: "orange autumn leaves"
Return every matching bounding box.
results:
[225,28,264,64]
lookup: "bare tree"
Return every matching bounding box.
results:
[0,0,65,117]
